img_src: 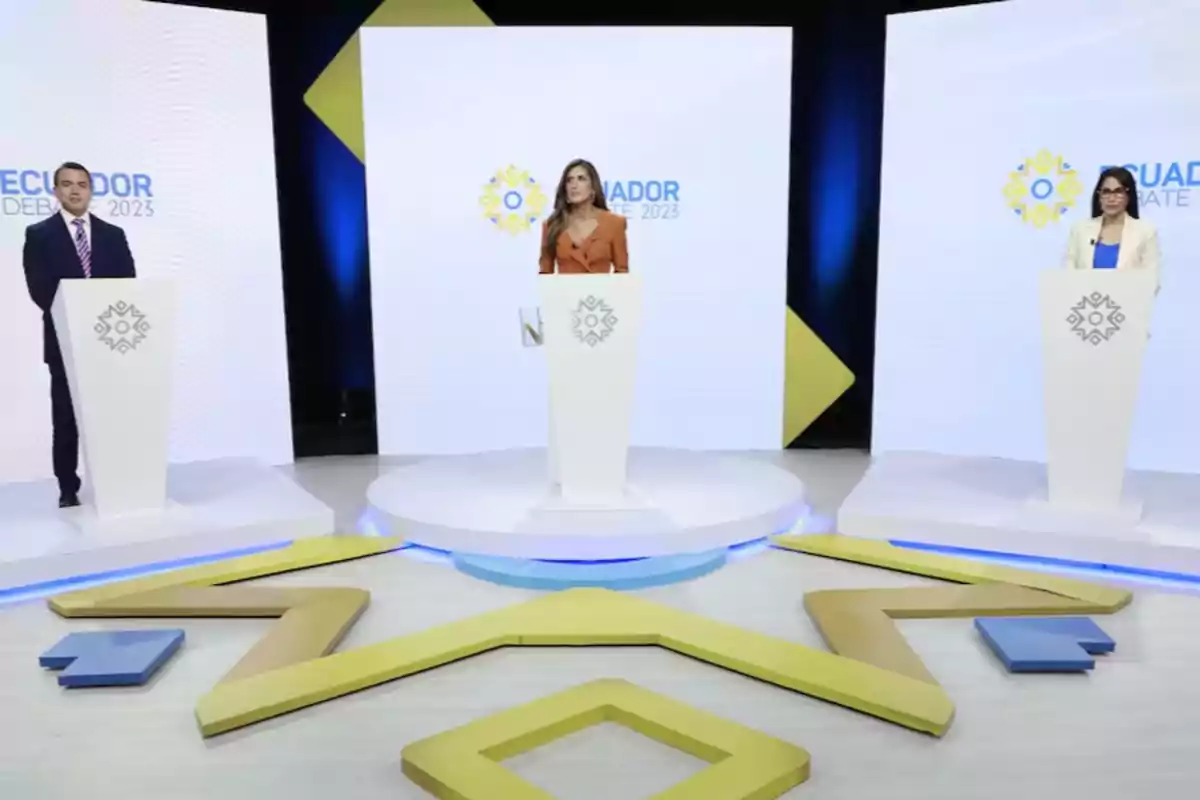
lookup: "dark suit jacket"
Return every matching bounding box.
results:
[23,214,137,365]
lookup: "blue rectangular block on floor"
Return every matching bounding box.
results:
[40,629,185,687]
[975,617,1114,673]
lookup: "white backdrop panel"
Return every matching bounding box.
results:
[874,0,1200,473]
[0,0,291,483]
[361,27,791,455]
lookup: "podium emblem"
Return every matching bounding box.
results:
[95,301,151,354]
[1066,292,1125,345]
[572,295,618,347]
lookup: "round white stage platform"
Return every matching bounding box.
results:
[367,448,807,560]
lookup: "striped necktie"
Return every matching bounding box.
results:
[72,218,92,278]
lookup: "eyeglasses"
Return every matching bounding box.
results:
[1098,187,1128,197]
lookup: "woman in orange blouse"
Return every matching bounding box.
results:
[539,159,629,274]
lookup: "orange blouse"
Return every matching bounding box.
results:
[538,210,629,274]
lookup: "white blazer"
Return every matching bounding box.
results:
[1063,215,1161,289]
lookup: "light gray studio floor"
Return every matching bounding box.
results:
[1,450,1198,799]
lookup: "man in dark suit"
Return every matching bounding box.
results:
[22,162,137,508]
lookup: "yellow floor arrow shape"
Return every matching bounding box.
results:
[804,584,1107,684]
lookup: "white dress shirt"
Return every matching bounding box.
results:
[60,209,92,250]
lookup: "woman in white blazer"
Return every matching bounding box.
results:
[1063,166,1161,289]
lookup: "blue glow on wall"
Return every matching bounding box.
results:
[312,119,367,305]
[310,115,373,388]
[810,51,863,306]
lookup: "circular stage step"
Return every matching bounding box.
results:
[367,448,807,560]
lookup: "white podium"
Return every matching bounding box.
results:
[51,277,176,518]
[539,273,643,505]
[1039,269,1155,515]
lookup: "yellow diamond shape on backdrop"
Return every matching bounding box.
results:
[784,308,855,444]
[402,678,810,799]
[303,0,494,163]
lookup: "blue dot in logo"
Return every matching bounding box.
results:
[1031,178,1054,200]
[504,190,523,210]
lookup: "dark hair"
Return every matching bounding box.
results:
[1091,166,1139,219]
[542,159,608,261]
[53,161,91,187]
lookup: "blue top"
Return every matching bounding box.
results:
[1093,242,1120,269]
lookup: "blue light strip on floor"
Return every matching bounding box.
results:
[533,536,772,565]
[890,539,1200,586]
[401,543,450,556]
[8,530,1193,609]
[729,536,771,553]
[399,536,776,567]
[535,555,646,565]
[0,540,294,606]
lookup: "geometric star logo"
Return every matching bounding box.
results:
[571,295,618,347]
[1002,149,1084,228]
[94,300,151,354]
[1066,292,1125,345]
[479,164,549,235]
[49,532,1132,743]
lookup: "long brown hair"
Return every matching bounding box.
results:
[542,159,608,261]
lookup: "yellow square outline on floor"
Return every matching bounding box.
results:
[401,678,810,799]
